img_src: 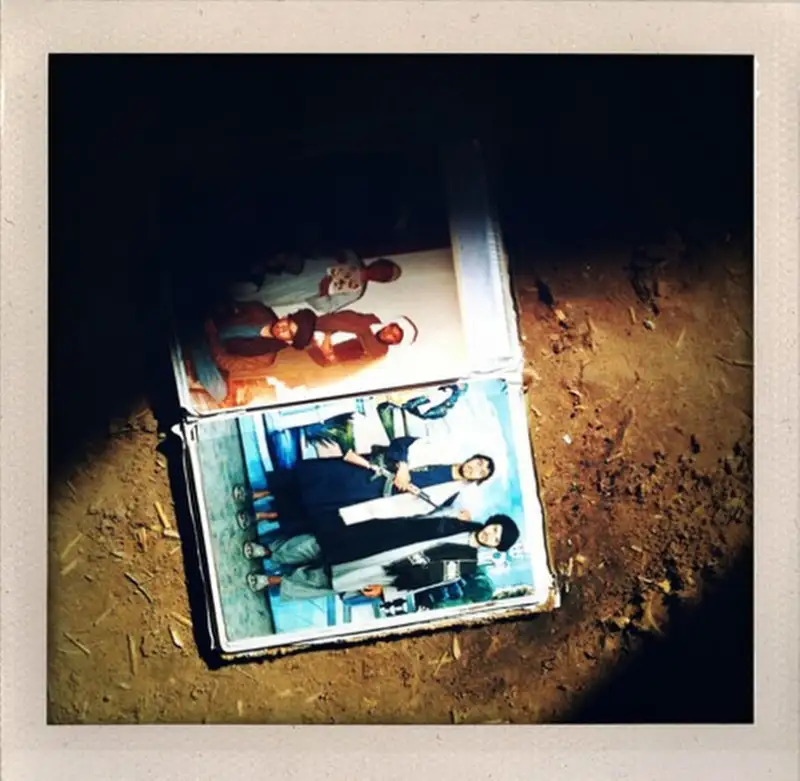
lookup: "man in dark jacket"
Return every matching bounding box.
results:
[233,435,495,535]
[244,511,520,603]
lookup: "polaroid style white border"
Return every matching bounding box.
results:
[169,140,522,420]
[181,371,557,656]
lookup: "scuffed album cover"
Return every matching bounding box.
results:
[168,142,556,657]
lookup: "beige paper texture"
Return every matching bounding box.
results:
[2,1,798,780]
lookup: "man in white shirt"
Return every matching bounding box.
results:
[229,250,402,315]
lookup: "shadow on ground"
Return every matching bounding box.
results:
[566,542,754,723]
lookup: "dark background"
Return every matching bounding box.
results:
[48,55,753,722]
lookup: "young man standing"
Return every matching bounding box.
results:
[232,435,495,533]
[245,513,521,603]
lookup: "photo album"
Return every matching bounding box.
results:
[168,142,559,659]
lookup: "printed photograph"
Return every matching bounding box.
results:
[191,377,540,649]
[180,247,470,413]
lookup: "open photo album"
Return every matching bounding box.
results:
[168,142,559,658]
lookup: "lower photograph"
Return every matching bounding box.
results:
[187,376,556,655]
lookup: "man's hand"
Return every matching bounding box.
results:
[318,333,335,361]
[343,449,377,472]
[393,463,412,491]
[457,509,472,521]
[361,585,383,599]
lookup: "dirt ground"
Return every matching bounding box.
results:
[47,230,753,725]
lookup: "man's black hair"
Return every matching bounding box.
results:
[482,514,520,552]
[462,453,496,485]
[289,307,317,350]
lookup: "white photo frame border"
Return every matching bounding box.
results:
[181,372,558,656]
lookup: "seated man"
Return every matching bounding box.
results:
[305,314,417,368]
[208,303,399,381]
[207,302,317,362]
[244,512,520,604]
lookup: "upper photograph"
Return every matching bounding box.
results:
[169,144,515,415]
